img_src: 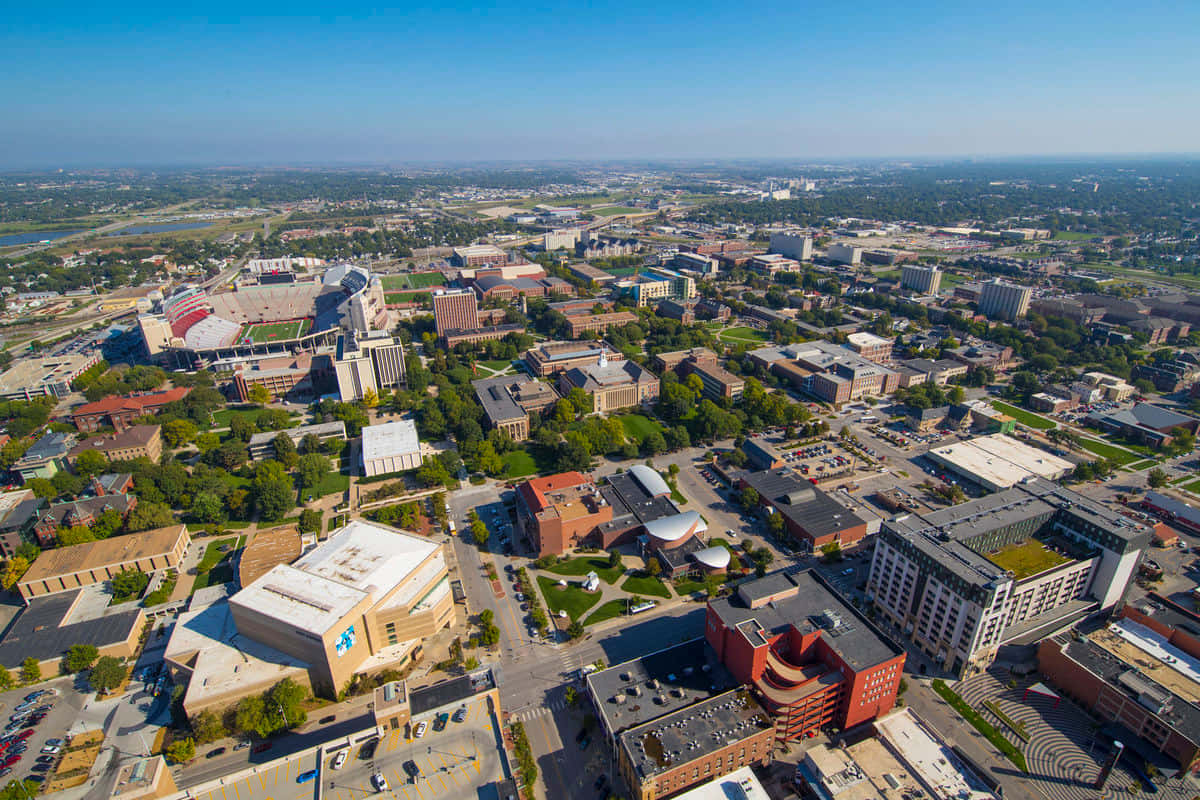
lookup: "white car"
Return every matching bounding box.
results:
[41,745,61,755]
[414,721,428,738]
[331,749,348,769]
[371,772,390,793]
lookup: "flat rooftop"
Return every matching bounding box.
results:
[660,766,769,800]
[618,689,773,782]
[165,600,310,710]
[712,569,902,672]
[237,525,302,588]
[800,741,910,800]
[875,709,998,800]
[410,668,497,716]
[1090,619,1200,705]
[0,588,143,669]
[587,638,736,737]
[361,419,419,462]
[926,434,1073,489]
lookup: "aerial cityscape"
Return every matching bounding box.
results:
[3,4,1200,800]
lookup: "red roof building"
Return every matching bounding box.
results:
[72,388,191,433]
[515,472,613,556]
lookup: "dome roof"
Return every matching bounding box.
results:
[693,546,731,569]
[629,464,670,498]
[644,510,705,543]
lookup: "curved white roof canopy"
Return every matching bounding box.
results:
[629,464,671,498]
[693,546,731,569]
[643,510,706,543]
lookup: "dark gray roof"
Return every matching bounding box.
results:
[1094,403,1198,433]
[0,496,43,533]
[472,374,536,424]
[410,668,497,716]
[0,590,142,669]
[20,431,75,462]
[739,468,867,539]
[710,569,902,671]
[586,638,735,738]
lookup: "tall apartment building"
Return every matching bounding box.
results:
[334,331,406,402]
[867,478,1150,676]
[432,288,479,335]
[769,231,813,261]
[978,278,1032,321]
[826,243,863,265]
[901,265,943,295]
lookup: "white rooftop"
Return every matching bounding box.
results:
[1109,617,1200,687]
[875,709,998,800]
[668,767,769,800]
[847,331,892,347]
[927,434,1073,489]
[362,419,420,463]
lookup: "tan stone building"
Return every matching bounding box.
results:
[229,520,455,696]
[17,524,190,600]
[70,424,163,464]
[557,353,659,414]
[472,374,559,441]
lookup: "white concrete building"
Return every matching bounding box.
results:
[826,243,863,265]
[901,265,943,295]
[978,278,1032,321]
[361,419,422,477]
[768,231,813,261]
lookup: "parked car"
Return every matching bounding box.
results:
[433,712,449,732]
[331,749,348,769]
[403,759,421,780]
[452,706,468,724]
[205,747,225,759]
[371,772,390,793]
[414,721,428,738]
[296,769,318,784]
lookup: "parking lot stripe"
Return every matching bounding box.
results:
[438,755,458,787]
[412,780,425,800]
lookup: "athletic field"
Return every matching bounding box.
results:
[237,318,312,344]
[381,272,447,291]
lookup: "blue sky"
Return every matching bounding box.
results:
[3,0,1199,166]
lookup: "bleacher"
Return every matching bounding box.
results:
[170,308,210,338]
[208,285,322,325]
[184,315,242,350]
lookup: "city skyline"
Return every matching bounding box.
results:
[4,0,1200,166]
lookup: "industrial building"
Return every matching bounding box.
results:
[361,418,422,477]
[924,434,1074,492]
[868,479,1151,675]
[228,520,454,697]
[707,569,906,741]
[333,330,407,402]
[472,374,559,441]
[977,278,1032,321]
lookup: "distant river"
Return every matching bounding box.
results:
[106,222,213,236]
[0,229,84,247]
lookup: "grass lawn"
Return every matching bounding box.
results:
[1053,231,1100,241]
[210,407,301,430]
[536,576,602,621]
[479,359,515,373]
[673,578,706,595]
[1183,479,1200,494]
[305,470,350,500]
[990,401,1056,430]
[503,450,542,479]
[1075,437,1143,466]
[621,573,671,599]
[718,326,769,344]
[583,599,630,626]
[236,319,311,344]
[984,539,1070,580]
[544,555,625,585]
[617,413,666,445]
[191,535,244,594]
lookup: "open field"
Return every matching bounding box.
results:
[718,325,769,344]
[990,401,1056,430]
[621,573,671,598]
[1053,231,1101,241]
[1075,437,1144,466]
[590,206,647,217]
[985,539,1070,580]
[237,318,311,343]
[502,450,540,479]
[306,470,350,499]
[381,272,447,291]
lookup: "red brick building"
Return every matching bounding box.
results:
[706,570,905,742]
[72,388,191,433]
[515,472,612,556]
[737,469,869,554]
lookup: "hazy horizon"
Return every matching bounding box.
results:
[5,0,1199,168]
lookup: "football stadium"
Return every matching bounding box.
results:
[138,264,391,367]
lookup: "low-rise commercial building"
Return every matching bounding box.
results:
[247,421,346,460]
[925,434,1074,492]
[361,418,421,477]
[472,374,559,441]
[738,469,869,553]
[228,520,454,697]
[17,524,190,601]
[0,352,102,401]
[71,387,192,433]
[749,254,800,275]
[868,479,1150,675]
[1087,403,1200,449]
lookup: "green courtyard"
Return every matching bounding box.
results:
[543,555,625,585]
[985,539,1070,580]
[537,576,602,621]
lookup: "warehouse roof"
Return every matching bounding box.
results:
[361,419,419,463]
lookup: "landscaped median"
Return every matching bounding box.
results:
[931,679,1027,771]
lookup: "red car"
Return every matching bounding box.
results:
[16,730,35,741]
[1,754,19,768]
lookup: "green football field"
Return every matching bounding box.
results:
[381,272,447,291]
[237,319,311,343]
